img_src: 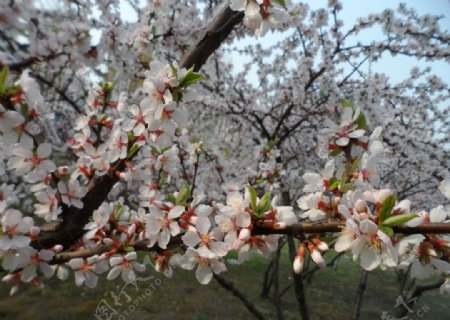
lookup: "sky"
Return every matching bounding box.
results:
[226,0,450,84]
[42,0,449,86]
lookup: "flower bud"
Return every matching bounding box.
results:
[238,228,251,242]
[29,226,40,237]
[312,238,329,251]
[354,199,366,213]
[311,249,326,268]
[273,222,286,229]
[2,274,15,282]
[127,224,136,236]
[10,284,20,296]
[52,244,63,253]
[293,255,304,274]
[428,248,437,257]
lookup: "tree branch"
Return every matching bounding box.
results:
[213,274,267,320]
[179,6,244,71]
[351,270,369,320]
[34,3,244,251]
[253,223,450,236]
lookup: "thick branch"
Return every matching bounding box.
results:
[179,6,244,71]
[34,173,122,249]
[253,223,450,236]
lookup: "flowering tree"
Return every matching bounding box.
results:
[0,0,449,319]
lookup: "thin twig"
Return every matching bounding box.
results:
[213,274,267,320]
[352,270,369,320]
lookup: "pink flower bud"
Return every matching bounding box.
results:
[312,238,329,251]
[29,226,40,237]
[238,228,251,241]
[273,222,286,229]
[52,244,63,253]
[354,199,366,213]
[2,274,15,282]
[293,255,304,274]
[311,249,326,268]
[428,248,437,257]
[10,284,20,296]
[128,224,136,236]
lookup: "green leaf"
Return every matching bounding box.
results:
[257,192,272,215]
[167,194,177,204]
[329,149,342,157]
[169,64,178,80]
[176,184,191,206]
[340,169,348,186]
[379,194,397,222]
[275,0,286,8]
[248,186,258,212]
[114,203,124,219]
[266,139,278,151]
[20,103,29,117]
[127,143,139,158]
[379,225,394,237]
[0,67,9,94]
[355,112,367,129]
[350,157,361,172]
[340,99,354,110]
[179,71,204,88]
[382,213,418,227]
[329,177,339,189]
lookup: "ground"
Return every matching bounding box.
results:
[0,250,448,320]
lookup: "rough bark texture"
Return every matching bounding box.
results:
[253,223,450,236]
[179,6,244,71]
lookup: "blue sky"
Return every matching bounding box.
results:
[226,0,450,84]
[97,0,450,86]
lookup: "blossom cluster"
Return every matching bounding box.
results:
[230,0,293,36]
[296,104,450,292]
[0,0,449,303]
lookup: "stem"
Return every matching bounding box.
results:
[287,236,310,320]
[260,258,274,298]
[352,270,369,320]
[190,151,200,197]
[213,274,267,320]
[273,241,284,320]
